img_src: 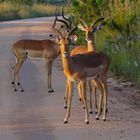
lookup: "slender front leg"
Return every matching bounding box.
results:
[64,80,69,109]
[88,80,93,114]
[78,82,82,102]
[13,59,25,92]
[81,80,89,124]
[64,81,74,123]
[102,81,108,121]
[78,82,85,109]
[46,61,54,92]
[93,86,98,113]
[95,90,103,120]
[94,78,104,120]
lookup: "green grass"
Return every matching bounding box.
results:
[0,2,65,21]
[95,31,140,86]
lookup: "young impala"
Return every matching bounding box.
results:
[52,21,110,123]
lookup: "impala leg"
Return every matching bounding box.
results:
[81,80,89,124]
[94,79,103,120]
[64,80,69,109]
[101,77,108,121]
[88,80,93,114]
[77,82,82,102]
[93,86,98,114]
[92,79,99,114]
[13,58,25,92]
[11,64,16,89]
[46,61,54,93]
[64,81,74,123]
[78,82,85,109]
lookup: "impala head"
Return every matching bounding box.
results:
[52,8,71,37]
[52,15,78,57]
[78,17,106,41]
[52,8,85,42]
[52,9,78,46]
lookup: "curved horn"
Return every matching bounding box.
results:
[89,22,106,38]
[53,8,70,29]
[52,9,58,28]
[62,6,69,21]
[52,10,63,38]
[62,7,72,30]
[91,17,105,28]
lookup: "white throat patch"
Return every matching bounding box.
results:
[63,51,68,57]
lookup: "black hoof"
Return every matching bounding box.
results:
[48,89,54,93]
[64,106,67,109]
[64,120,68,124]
[21,89,24,92]
[79,98,82,101]
[17,82,20,86]
[95,117,99,120]
[11,81,14,85]
[51,89,54,92]
[89,110,93,114]
[103,118,106,121]
[85,121,89,124]
[83,106,85,109]
[94,111,98,114]
[14,89,17,92]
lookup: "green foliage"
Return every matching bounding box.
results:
[72,0,140,86]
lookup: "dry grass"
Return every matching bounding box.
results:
[0,2,66,21]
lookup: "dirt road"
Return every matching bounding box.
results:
[0,17,140,140]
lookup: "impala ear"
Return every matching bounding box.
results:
[77,24,85,31]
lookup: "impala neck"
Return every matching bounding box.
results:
[87,40,96,51]
[60,49,73,75]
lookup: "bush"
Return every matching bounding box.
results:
[71,0,140,86]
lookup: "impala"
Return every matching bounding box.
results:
[54,10,107,114]
[71,17,106,113]
[52,20,110,123]
[11,17,64,93]
[11,9,79,93]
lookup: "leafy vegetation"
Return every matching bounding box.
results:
[71,0,140,86]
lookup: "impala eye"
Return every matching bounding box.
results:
[61,25,64,28]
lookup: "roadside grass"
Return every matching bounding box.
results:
[73,0,140,86]
[95,30,140,86]
[0,2,65,21]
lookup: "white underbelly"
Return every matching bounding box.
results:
[27,50,44,61]
[85,67,100,79]
[67,66,102,82]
